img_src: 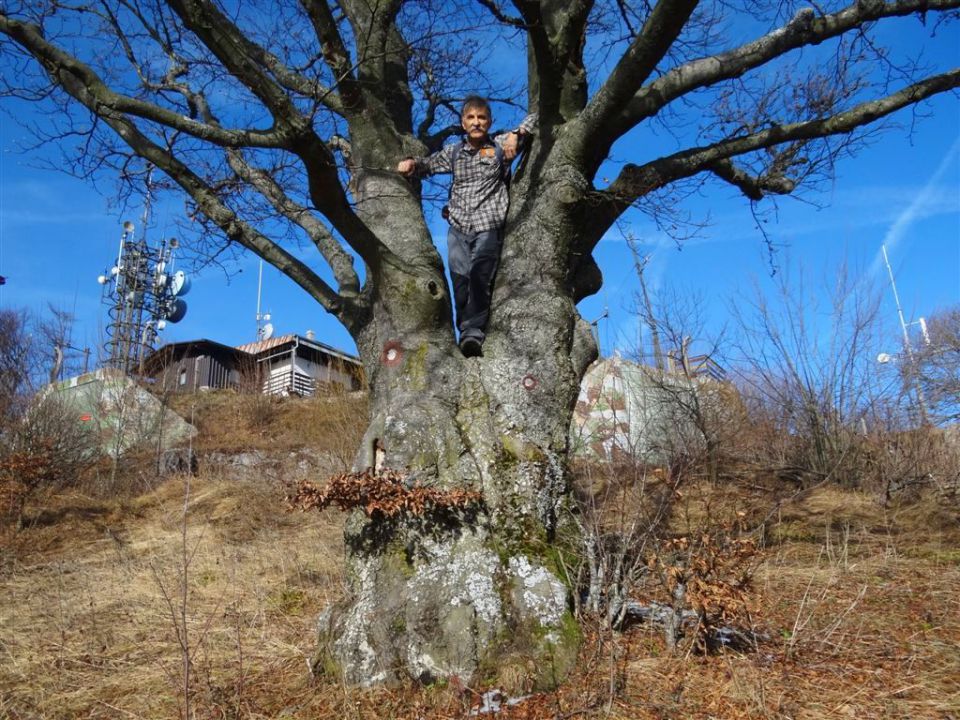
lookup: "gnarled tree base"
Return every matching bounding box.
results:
[313,511,579,689]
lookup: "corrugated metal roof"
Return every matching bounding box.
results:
[235,334,297,355]
[235,334,361,365]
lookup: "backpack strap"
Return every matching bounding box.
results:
[443,143,462,221]
[450,142,463,179]
[495,143,508,183]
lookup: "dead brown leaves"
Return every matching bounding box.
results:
[649,512,760,646]
[0,440,56,521]
[289,468,483,518]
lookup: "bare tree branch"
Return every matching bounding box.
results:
[130,129,348,320]
[300,0,364,109]
[476,0,526,27]
[587,68,960,247]
[226,148,361,296]
[2,18,350,322]
[165,0,311,128]
[596,0,960,164]
[573,0,700,155]
[0,13,289,148]
[709,158,797,200]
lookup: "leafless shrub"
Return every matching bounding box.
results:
[0,308,40,422]
[912,306,960,426]
[0,393,97,527]
[235,353,278,433]
[728,263,888,489]
[0,308,98,525]
[623,251,746,484]
[568,458,675,629]
[722,267,958,502]
[857,423,960,504]
[567,453,760,654]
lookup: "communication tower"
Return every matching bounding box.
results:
[96,198,191,374]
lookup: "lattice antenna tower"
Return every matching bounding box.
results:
[96,170,192,374]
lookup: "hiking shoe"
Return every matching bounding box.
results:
[460,337,483,358]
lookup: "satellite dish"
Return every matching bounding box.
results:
[97,275,108,285]
[170,270,191,296]
[169,237,179,248]
[261,322,274,340]
[166,298,187,323]
[122,220,135,234]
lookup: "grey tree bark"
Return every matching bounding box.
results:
[2,0,958,687]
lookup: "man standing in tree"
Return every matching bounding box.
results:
[398,97,536,357]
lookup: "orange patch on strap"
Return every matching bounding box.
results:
[480,147,496,158]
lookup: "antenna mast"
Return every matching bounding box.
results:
[255,259,273,340]
[881,244,929,425]
[97,167,191,374]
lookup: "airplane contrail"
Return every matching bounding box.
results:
[870,135,960,279]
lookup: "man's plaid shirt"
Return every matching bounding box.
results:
[413,114,537,234]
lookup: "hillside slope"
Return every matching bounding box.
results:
[1,391,958,719]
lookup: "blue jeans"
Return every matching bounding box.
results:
[447,226,502,342]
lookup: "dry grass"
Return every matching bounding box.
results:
[0,473,345,719]
[166,390,368,460]
[1,415,958,718]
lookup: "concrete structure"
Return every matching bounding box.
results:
[571,355,733,464]
[52,368,197,457]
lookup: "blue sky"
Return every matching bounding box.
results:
[584,113,960,359]
[1,18,957,370]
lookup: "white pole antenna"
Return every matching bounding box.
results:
[139,166,154,242]
[881,244,929,424]
[256,259,263,338]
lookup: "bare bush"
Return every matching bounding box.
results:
[569,459,675,629]
[0,393,97,527]
[0,308,97,525]
[0,309,39,422]
[567,454,760,653]
[729,263,888,488]
[913,306,960,425]
[623,258,746,483]
[858,424,960,503]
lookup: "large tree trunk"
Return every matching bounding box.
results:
[315,163,597,687]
